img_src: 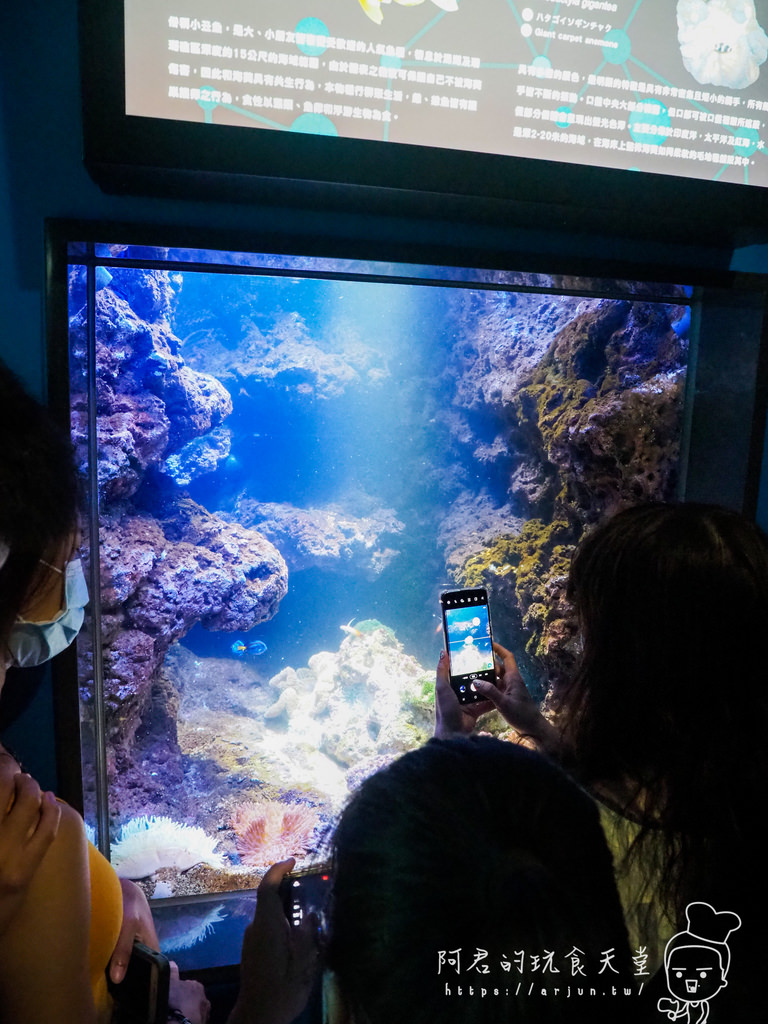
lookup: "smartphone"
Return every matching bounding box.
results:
[279,865,333,932]
[107,940,170,1024]
[440,587,495,704]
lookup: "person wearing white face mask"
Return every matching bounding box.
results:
[1,538,89,670]
[0,539,72,947]
[0,361,210,1024]
[0,355,105,1022]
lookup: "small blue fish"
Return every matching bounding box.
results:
[231,639,267,656]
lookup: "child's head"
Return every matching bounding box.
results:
[328,736,636,1024]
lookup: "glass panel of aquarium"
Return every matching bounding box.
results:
[66,243,692,966]
[89,241,687,296]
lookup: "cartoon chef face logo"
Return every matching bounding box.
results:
[657,902,741,1021]
[666,944,726,1001]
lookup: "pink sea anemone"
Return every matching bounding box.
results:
[231,800,320,867]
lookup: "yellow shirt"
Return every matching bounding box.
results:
[598,801,676,978]
[87,839,124,1023]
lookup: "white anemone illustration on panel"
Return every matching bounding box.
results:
[359,0,459,27]
[677,0,768,88]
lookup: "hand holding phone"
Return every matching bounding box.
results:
[440,588,496,705]
[107,940,170,1024]
[234,860,322,1024]
[434,649,496,738]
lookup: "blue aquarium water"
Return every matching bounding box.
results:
[67,245,690,962]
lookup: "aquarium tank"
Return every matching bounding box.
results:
[63,241,691,966]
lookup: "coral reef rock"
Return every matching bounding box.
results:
[82,497,288,824]
[69,275,233,503]
[449,299,687,693]
[442,292,596,413]
[176,292,390,401]
[439,491,526,572]
[227,498,404,576]
[161,425,232,487]
[172,625,433,820]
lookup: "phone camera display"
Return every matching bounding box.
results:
[281,870,333,932]
[288,879,303,926]
[440,588,495,704]
[443,603,493,677]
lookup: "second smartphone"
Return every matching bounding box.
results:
[440,587,495,704]
[278,865,333,932]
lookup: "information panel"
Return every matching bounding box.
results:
[125,0,768,186]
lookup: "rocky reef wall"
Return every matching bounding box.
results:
[444,295,688,692]
[69,268,289,819]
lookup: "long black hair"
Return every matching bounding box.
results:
[559,502,768,928]
[0,361,79,646]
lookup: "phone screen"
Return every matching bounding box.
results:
[279,868,333,932]
[441,588,495,702]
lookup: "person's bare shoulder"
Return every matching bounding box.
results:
[0,793,94,1020]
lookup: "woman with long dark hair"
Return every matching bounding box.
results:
[442,502,768,1019]
[0,360,100,1019]
[0,360,209,1023]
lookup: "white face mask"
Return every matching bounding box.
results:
[6,557,89,669]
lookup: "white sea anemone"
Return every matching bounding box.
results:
[111,815,225,879]
[157,904,228,952]
[677,0,768,89]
